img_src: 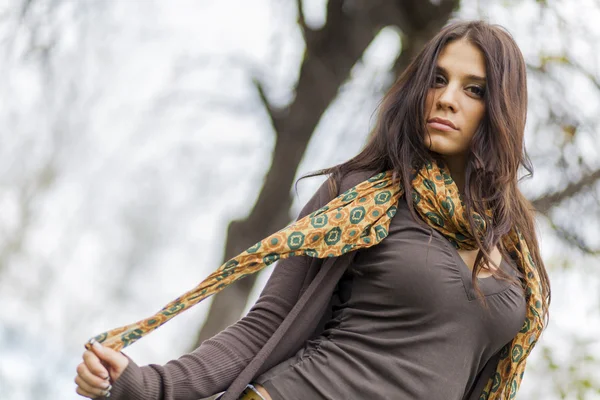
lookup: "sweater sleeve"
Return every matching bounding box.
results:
[105,178,336,400]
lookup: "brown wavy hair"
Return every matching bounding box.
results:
[303,20,550,324]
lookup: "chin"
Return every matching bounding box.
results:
[424,137,457,157]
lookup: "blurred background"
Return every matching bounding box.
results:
[0,0,599,399]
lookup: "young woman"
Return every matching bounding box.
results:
[75,20,551,400]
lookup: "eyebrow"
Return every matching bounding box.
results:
[436,66,486,84]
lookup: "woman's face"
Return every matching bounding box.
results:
[424,39,486,167]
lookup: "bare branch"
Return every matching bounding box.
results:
[568,58,600,92]
[0,160,56,274]
[19,0,34,21]
[532,167,600,215]
[549,219,600,256]
[296,0,308,41]
[252,77,283,135]
[527,56,600,92]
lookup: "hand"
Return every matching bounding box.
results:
[75,339,129,398]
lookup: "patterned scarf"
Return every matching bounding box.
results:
[86,159,544,399]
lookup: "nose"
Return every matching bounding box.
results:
[436,85,459,112]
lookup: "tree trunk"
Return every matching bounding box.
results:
[192,0,459,349]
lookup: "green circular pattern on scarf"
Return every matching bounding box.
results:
[311,214,328,228]
[425,211,445,227]
[511,345,524,362]
[491,372,501,392]
[342,190,358,202]
[375,190,391,204]
[247,242,262,254]
[350,206,366,224]
[287,232,305,250]
[441,196,455,217]
[325,227,342,245]
[263,253,280,266]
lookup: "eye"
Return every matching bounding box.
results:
[467,85,485,98]
[433,74,446,87]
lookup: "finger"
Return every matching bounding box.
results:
[76,384,110,399]
[89,339,128,381]
[77,361,110,390]
[89,339,123,366]
[75,385,97,399]
[82,350,110,380]
[75,375,111,398]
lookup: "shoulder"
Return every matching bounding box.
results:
[337,169,380,194]
[297,169,380,220]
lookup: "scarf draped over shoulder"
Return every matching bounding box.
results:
[86,159,544,400]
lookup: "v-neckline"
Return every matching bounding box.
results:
[399,196,515,300]
[453,248,512,300]
[436,233,513,300]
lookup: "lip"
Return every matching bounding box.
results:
[427,117,458,131]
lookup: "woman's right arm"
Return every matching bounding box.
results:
[87,179,335,400]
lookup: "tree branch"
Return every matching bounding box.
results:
[532,167,600,215]
[252,77,283,134]
[527,55,600,92]
[549,219,600,256]
[295,0,308,41]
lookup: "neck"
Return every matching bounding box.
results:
[441,156,467,195]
